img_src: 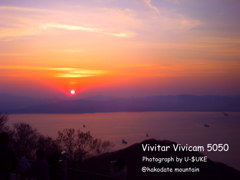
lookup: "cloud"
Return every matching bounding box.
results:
[140,0,201,32]
[44,24,102,33]
[56,69,106,78]
[43,23,132,38]
[143,10,201,33]
[0,5,54,13]
[0,5,136,41]
[143,0,160,14]
[103,32,130,37]
[0,65,107,78]
[0,3,201,43]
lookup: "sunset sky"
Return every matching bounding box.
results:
[0,0,240,98]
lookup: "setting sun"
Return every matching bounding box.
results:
[70,90,75,95]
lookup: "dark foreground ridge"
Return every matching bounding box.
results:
[76,139,240,180]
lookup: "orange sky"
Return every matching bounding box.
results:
[0,0,240,97]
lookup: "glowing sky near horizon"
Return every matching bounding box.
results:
[0,0,240,98]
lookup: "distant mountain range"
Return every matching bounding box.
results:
[0,94,240,113]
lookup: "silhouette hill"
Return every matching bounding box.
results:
[78,139,240,180]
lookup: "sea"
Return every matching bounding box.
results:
[7,111,240,170]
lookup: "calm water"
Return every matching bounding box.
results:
[8,112,240,170]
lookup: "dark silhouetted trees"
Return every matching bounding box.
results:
[57,128,113,162]
[0,113,9,132]
[0,114,113,163]
[12,123,39,158]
